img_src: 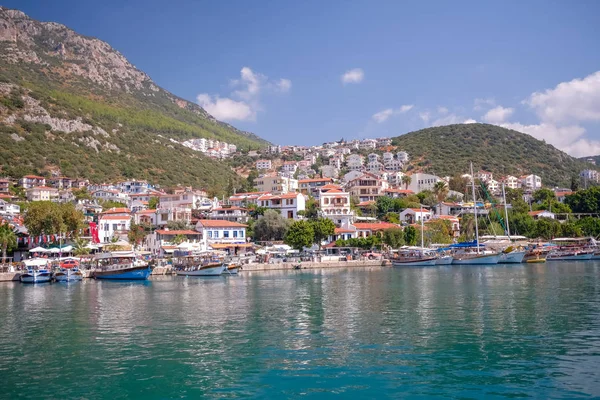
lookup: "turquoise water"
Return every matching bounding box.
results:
[1,263,600,399]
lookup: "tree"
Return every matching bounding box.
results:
[253,210,291,241]
[416,190,436,206]
[565,187,600,214]
[376,196,394,219]
[424,220,453,245]
[404,225,417,246]
[24,201,83,237]
[127,221,148,249]
[570,176,579,192]
[508,212,535,237]
[148,197,159,209]
[0,222,17,263]
[101,200,127,210]
[402,175,412,190]
[72,188,92,201]
[247,203,267,219]
[448,175,468,193]
[382,228,404,249]
[534,218,562,240]
[433,181,449,203]
[171,234,187,245]
[310,218,335,250]
[576,217,600,237]
[166,220,189,230]
[298,196,319,220]
[560,221,583,238]
[72,237,91,257]
[284,220,314,251]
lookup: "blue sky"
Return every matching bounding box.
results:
[3,0,600,156]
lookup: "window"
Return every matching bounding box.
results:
[208,231,212,238]
[239,230,244,238]
[224,231,229,238]
[214,231,219,238]
[112,224,117,230]
[233,231,238,238]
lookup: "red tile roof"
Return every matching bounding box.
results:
[353,222,398,231]
[299,178,333,184]
[335,227,356,234]
[196,220,247,228]
[102,208,131,214]
[99,215,131,220]
[155,230,200,235]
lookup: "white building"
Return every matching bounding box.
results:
[386,171,406,187]
[158,190,208,210]
[92,189,130,204]
[367,153,379,163]
[346,154,364,171]
[367,161,384,173]
[399,208,432,224]
[406,173,442,193]
[320,165,339,179]
[254,175,298,194]
[397,151,409,163]
[195,220,248,249]
[98,213,131,243]
[486,179,500,194]
[145,229,202,257]
[580,169,600,183]
[521,174,542,190]
[0,199,19,215]
[359,139,377,149]
[502,175,520,190]
[19,175,46,189]
[256,159,272,170]
[281,162,298,174]
[117,180,152,194]
[319,187,354,226]
[26,186,59,202]
[477,171,493,182]
[257,192,306,219]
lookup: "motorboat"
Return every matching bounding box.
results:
[92,252,151,280]
[20,258,52,283]
[175,253,226,276]
[391,247,438,267]
[547,238,596,261]
[54,267,83,282]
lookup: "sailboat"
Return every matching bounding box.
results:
[495,183,526,264]
[392,206,438,267]
[452,163,500,265]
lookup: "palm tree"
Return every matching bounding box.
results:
[73,237,91,257]
[401,175,412,190]
[433,181,449,203]
[0,222,17,264]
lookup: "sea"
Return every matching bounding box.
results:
[1,263,600,399]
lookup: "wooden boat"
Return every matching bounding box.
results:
[54,267,83,282]
[452,251,500,265]
[392,247,437,267]
[526,257,546,264]
[223,264,241,275]
[176,262,225,276]
[92,252,151,280]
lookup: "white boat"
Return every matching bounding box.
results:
[222,264,241,275]
[176,263,226,276]
[435,255,453,265]
[391,247,438,267]
[54,268,83,282]
[547,251,594,261]
[498,250,526,264]
[20,268,52,283]
[547,237,597,261]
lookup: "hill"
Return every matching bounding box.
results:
[579,155,600,166]
[391,124,599,187]
[0,7,268,194]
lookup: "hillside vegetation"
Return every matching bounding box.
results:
[0,7,267,194]
[391,124,598,187]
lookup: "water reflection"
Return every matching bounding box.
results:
[0,263,600,398]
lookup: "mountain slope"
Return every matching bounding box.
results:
[0,7,267,193]
[579,155,600,165]
[391,124,599,187]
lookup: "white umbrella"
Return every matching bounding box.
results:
[29,246,49,253]
[23,258,51,267]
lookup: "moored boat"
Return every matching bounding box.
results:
[222,264,241,275]
[54,267,83,282]
[92,252,151,280]
[176,262,226,276]
[391,247,437,267]
[546,237,597,261]
[20,268,52,283]
[498,249,526,264]
[452,251,500,265]
[547,251,594,261]
[435,254,453,265]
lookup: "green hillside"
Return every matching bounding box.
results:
[0,7,267,194]
[579,155,600,166]
[391,124,599,187]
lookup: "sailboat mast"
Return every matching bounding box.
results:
[502,183,510,238]
[420,205,424,249]
[470,162,480,254]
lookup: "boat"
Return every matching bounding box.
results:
[435,254,454,265]
[593,250,600,260]
[20,267,52,283]
[546,237,596,261]
[19,258,53,283]
[222,263,241,275]
[451,163,500,265]
[498,248,526,264]
[526,256,546,263]
[391,247,438,267]
[54,267,83,282]
[92,252,151,280]
[175,253,226,276]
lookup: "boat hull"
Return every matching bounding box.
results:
[452,254,500,265]
[547,253,594,261]
[526,258,546,263]
[20,272,52,283]
[94,266,151,280]
[592,252,600,260]
[176,264,226,276]
[223,265,240,275]
[499,251,526,264]
[435,256,453,265]
[392,258,437,267]
[54,271,83,282]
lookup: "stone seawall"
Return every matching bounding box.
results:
[0,272,21,282]
[241,260,388,272]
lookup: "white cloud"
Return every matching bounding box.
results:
[196,94,254,121]
[498,122,593,156]
[524,71,600,124]
[482,106,514,123]
[419,112,431,124]
[341,68,364,84]
[463,119,477,124]
[198,66,291,122]
[276,78,292,93]
[474,97,496,111]
[372,105,414,123]
[437,106,449,115]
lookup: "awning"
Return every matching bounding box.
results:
[29,246,49,253]
[48,245,73,253]
[209,243,253,249]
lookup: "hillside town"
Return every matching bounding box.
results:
[1,136,599,266]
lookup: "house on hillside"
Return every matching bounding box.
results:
[521,174,542,190]
[528,210,555,220]
[19,175,46,189]
[145,229,202,257]
[346,173,388,202]
[257,192,306,219]
[298,177,333,198]
[256,159,272,170]
[195,220,250,253]
[254,175,298,194]
[209,206,249,223]
[319,187,354,226]
[26,186,59,202]
[399,208,432,224]
[353,222,399,238]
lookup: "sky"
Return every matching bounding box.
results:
[3,0,600,156]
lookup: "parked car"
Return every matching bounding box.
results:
[362,251,382,260]
[60,259,79,269]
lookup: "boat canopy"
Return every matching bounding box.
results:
[22,258,51,267]
[448,241,479,248]
[479,235,528,241]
